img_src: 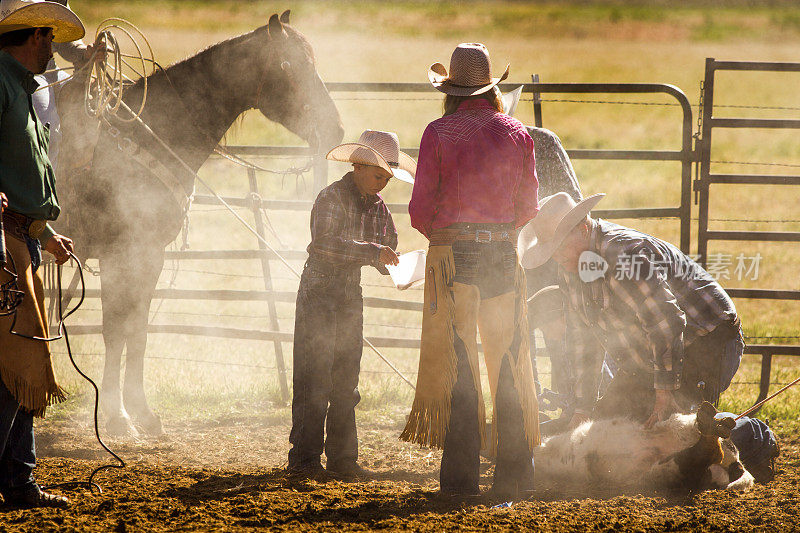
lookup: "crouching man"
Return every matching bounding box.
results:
[287,131,415,480]
[519,193,744,429]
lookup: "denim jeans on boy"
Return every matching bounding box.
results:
[0,235,41,493]
[440,238,535,494]
[288,261,364,471]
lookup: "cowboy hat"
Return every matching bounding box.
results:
[428,42,509,97]
[502,85,523,116]
[0,0,84,43]
[517,192,605,269]
[326,130,416,184]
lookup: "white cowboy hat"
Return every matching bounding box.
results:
[428,42,510,97]
[517,192,605,269]
[0,0,84,43]
[326,130,416,184]
[502,85,523,116]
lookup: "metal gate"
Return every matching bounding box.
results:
[695,58,800,407]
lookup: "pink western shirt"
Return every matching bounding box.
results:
[409,99,539,238]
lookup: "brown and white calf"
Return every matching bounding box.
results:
[534,403,754,493]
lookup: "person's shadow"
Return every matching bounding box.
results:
[162,467,505,526]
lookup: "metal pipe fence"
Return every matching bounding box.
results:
[694,58,800,414]
[43,74,797,410]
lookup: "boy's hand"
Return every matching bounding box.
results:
[379,246,399,266]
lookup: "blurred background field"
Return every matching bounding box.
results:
[44,1,799,437]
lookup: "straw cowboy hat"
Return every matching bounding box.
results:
[326,130,417,184]
[517,192,605,269]
[428,42,509,97]
[0,0,84,43]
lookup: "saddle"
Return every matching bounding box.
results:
[54,71,193,257]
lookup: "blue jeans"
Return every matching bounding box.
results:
[594,318,744,421]
[0,235,41,492]
[288,262,363,470]
[0,377,35,491]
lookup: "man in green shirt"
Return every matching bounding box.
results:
[0,0,84,508]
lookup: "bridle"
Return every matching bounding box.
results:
[252,33,319,150]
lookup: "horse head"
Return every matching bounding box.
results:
[254,11,344,154]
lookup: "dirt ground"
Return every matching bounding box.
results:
[0,415,796,532]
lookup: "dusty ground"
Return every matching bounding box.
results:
[0,415,797,532]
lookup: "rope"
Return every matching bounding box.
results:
[213,145,314,178]
[85,18,156,123]
[39,254,126,495]
[736,376,800,420]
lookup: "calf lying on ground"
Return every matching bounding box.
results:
[534,403,755,493]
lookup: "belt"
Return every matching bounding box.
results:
[2,210,48,240]
[304,258,360,277]
[454,229,514,243]
[429,225,516,246]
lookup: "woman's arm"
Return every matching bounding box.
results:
[409,125,440,238]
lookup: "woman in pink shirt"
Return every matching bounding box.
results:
[401,43,540,499]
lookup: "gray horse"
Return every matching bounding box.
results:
[56,11,343,436]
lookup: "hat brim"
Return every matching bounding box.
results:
[326,143,417,184]
[428,62,510,97]
[502,86,523,116]
[518,193,606,270]
[0,2,85,42]
[527,285,561,305]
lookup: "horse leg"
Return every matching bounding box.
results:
[99,256,138,437]
[121,249,165,436]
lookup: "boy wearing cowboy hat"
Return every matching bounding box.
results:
[0,0,84,508]
[402,43,540,499]
[518,193,743,429]
[287,130,415,480]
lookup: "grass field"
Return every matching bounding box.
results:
[43,1,799,438]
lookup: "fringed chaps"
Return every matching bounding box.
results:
[0,234,66,417]
[401,246,540,452]
[480,266,540,455]
[400,245,463,448]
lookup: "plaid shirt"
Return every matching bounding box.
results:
[561,219,737,409]
[307,172,397,273]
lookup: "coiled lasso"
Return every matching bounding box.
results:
[35,17,155,123]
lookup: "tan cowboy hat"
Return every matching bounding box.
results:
[326,130,417,184]
[517,192,605,269]
[0,0,84,43]
[429,43,510,97]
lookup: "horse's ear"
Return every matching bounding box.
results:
[279,10,290,24]
[267,13,286,39]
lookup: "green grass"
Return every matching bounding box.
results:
[43,1,800,428]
